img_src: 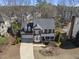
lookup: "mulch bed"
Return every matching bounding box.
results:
[39,42,61,56]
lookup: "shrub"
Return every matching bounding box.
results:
[12,21,21,35]
[15,37,21,44]
[55,32,61,47]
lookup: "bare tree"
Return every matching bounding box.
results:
[36,0,57,18]
[57,0,79,20]
[57,0,69,20]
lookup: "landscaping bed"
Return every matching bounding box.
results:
[0,34,20,59]
[0,44,20,59]
[33,46,79,59]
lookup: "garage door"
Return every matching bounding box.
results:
[21,35,33,43]
[21,35,33,39]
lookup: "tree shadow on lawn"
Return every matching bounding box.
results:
[60,39,79,49]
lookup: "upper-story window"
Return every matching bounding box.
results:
[34,30,40,35]
[43,29,54,34]
[49,29,51,33]
[44,29,47,34]
[43,29,51,34]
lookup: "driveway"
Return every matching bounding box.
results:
[20,38,34,59]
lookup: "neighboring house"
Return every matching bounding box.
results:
[0,14,11,36]
[21,18,55,43]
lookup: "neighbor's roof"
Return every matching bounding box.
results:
[34,18,55,29]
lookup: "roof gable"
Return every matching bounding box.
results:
[33,24,43,30]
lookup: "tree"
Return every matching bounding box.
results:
[36,0,57,18]
[57,0,68,20]
[11,21,21,36]
[57,0,79,20]
[68,0,78,16]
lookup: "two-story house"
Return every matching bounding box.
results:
[33,18,55,42]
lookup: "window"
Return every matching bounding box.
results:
[44,29,54,34]
[34,30,40,35]
[49,29,51,33]
[44,29,47,34]
[46,37,49,39]
[50,37,54,39]
[49,37,54,41]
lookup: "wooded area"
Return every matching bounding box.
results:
[0,0,79,19]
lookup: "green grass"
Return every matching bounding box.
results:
[0,36,7,45]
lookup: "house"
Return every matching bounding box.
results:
[21,18,55,43]
[33,18,55,42]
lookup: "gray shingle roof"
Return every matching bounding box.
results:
[34,18,55,29]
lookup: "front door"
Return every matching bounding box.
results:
[34,35,41,42]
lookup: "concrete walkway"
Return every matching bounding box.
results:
[20,43,34,59]
[20,38,34,59]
